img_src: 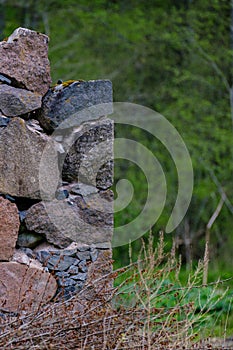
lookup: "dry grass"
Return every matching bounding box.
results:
[0,233,228,349]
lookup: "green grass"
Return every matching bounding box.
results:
[113,233,233,342]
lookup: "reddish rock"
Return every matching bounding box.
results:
[0,261,57,313]
[0,27,51,95]
[0,197,20,261]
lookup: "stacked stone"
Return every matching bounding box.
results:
[35,243,104,299]
[0,28,113,314]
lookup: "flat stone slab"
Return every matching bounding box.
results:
[0,27,51,95]
[0,261,57,313]
[38,80,113,131]
[0,84,42,117]
[0,117,59,199]
[0,197,20,261]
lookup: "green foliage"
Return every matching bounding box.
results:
[114,233,233,343]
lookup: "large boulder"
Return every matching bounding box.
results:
[0,261,57,313]
[0,117,59,199]
[0,197,20,261]
[0,84,42,117]
[0,27,51,95]
[37,80,113,131]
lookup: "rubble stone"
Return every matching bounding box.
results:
[0,117,58,199]
[0,27,51,94]
[0,84,41,117]
[0,261,57,313]
[38,80,113,131]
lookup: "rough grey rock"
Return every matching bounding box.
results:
[47,255,76,271]
[78,260,88,273]
[68,182,98,196]
[12,249,31,265]
[36,250,51,264]
[55,271,70,278]
[72,273,87,281]
[38,80,112,132]
[19,247,35,259]
[57,284,84,299]
[76,251,90,261]
[52,249,77,257]
[0,27,51,94]
[17,232,44,249]
[57,277,76,287]
[25,195,113,248]
[0,117,59,199]
[67,265,79,275]
[90,248,98,262]
[55,188,69,200]
[62,119,113,190]
[0,84,42,117]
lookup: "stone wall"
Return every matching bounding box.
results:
[0,28,113,314]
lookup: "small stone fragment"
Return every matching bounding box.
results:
[55,271,70,278]
[36,250,51,264]
[57,278,76,287]
[12,249,31,265]
[0,115,10,127]
[78,260,88,273]
[90,248,98,262]
[55,188,69,200]
[19,247,35,259]
[67,265,79,275]
[72,273,87,281]
[52,249,77,257]
[0,74,12,85]
[47,255,76,271]
[19,210,27,222]
[76,251,91,261]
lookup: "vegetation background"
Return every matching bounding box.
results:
[0,0,232,292]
